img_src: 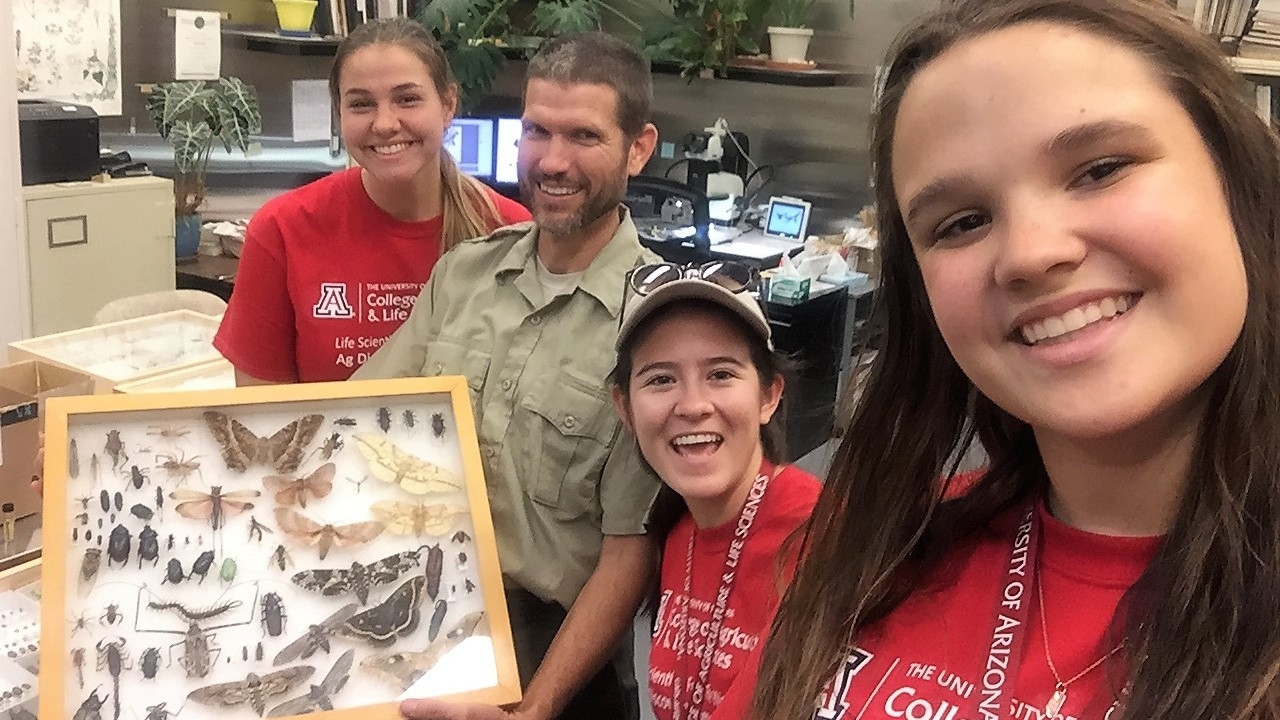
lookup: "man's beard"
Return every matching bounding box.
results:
[520,160,628,237]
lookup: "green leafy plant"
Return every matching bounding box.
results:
[768,0,816,28]
[145,77,262,216]
[528,0,645,36]
[418,0,516,113]
[645,0,768,78]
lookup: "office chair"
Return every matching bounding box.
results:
[93,289,228,326]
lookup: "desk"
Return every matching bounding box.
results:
[176,255,239,301]
[639,231,801,269]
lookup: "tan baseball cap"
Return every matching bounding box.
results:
[617,273,772,351]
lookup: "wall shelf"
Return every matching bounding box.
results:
[223,28,342,56]
[223,28,871,87]
[1229,55,1280,77]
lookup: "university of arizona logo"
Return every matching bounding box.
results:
[313,283,354,318]
[813,649,874,720]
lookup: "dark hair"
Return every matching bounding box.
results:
[613,299,791,615]
[753,1,1280,719]
[329,18,504,249]
[525,31,653,138]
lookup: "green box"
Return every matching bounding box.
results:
[769,277,812,305]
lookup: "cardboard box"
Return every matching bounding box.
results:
[851,246,880,280]
[0,361,94,519]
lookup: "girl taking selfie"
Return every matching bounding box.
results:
[717,0,1280,718]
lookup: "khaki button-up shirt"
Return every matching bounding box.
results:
[354,207,661,608]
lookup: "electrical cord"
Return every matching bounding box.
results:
[744,164,776,206]
[664,158,691,179]
[725,124,759,171]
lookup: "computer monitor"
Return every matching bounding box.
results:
[444,118,495,179]
[762,195,812,242]
[494,118,522,185]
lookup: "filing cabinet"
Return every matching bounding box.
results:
[22,176,176,336]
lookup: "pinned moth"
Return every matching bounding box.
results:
[352,434,463,495]
[203,411,325,474]
[273,507,385,560]
[361,612,487,691]
[263,463,335,509]
[371,500,469,538]
[336,575,427,646]
[291,549,427,605]
[273,603,359,665]
[187,666,316,716]
[267,649,355,717]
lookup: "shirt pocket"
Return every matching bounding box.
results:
[421,337,491,409]
[517,370,616,521]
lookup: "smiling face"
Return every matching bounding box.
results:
[518,79,654,240]
[337,44,456,187]
[891,22,1247,445]
[613,305,782,528]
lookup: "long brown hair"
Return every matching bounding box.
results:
[753,1,1280,718]
[330,18,506,251]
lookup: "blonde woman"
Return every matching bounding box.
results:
[215,18,529,383]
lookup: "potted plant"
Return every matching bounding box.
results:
[645,0,766,78]
[766,0,816,64]
[145,77,262,258]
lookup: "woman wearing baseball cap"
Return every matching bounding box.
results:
[610,261,821,720]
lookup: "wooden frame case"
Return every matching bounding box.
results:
[113,360,236,394]
[39,378,521,720]
[9,310,222,393]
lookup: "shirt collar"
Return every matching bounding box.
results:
[493,206,645,318]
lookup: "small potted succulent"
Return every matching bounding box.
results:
[145,77,262,258]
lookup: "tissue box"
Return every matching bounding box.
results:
[769,277,811,304]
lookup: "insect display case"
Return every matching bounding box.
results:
[40,378,521,720]
[8,310,222,394]
[113,361,236,394]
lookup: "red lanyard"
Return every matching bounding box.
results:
[970,504,1039,720]
[671,470,774,720]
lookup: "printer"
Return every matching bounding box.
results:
[18,99,100,185]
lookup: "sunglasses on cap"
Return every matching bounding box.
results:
[618,260,770,349]
[626,261,761,296]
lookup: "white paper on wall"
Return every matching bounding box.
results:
[173,9,222,80]
[14,0,123,115]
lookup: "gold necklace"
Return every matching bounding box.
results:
[1037,566,1125,718]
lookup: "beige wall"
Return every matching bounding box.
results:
[1,0,31,347]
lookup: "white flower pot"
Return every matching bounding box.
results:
[768,26,815,64]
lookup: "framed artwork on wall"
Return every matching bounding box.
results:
[39,377,521,720]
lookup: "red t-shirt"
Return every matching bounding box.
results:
[712,502,1159,720]
[213,168,531,382]
[650,461,821,720]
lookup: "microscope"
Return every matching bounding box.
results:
[679,118,750,221]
